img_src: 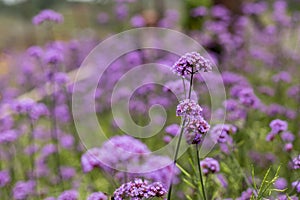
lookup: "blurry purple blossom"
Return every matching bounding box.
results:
[0,129,18,144]
[165,124,180,136]
[87,192,108,200]
[115,4,128,19]
[130,15,146,27]
[272,71,291,83]
[27,46,44,58]
[58,189,78,200]
[29,103,49,120]
[281,131,295,142]
[60,166,76,180]
[81,148,102,173]
[0,170,10,187]
[269,119,288,134]
[236,188,254,200]
[97,12,109,24]
[13,180,36,200]
[60,134,75,150]
[211,5,230,20]
[32,9,63,25]
[191,6,207,17]
[292,155,300,170]
[292,181,300,193]
[211,124,237,143]
[44,48,64,65]
[243,2,267,15]
[274,177,287,190]
[284,143,293,152]
[200,157,220,175]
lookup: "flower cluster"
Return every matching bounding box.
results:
[172,52,212,77]
[57,190,79,200]
[176,99,210,144]
[13,180,36,200]
[292,181,300,193]
[185,117,210,144]
[0,170,10,188]
[176,99,203,118]
[87,192,108,200]
[292,155,300,170]
[113,179,167,200]
[211,124,237,143]
[266,119,288,141]
[200,157,220,175]
[32,9,64,25]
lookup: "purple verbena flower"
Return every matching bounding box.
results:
[211,124,237,143]
[130,15,146,27]
[269,119,288,134]
[0,170,10,188]
[292,181,300,193]
[292,155,300,170]
[58,189,78,200]
[236,188,254,200]
[185,117,210,144]
[113,179,167,200]
[176,99,203,119]
[87,192,108,200]
[172,52,212,77]
[81,148,102,173]
[165,124,180,136]
[32,9,63,25]
[200,157,220,175]
[274,177,287,190]
[13,180,36,200]
[0,129,18,144]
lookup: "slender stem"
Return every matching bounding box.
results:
[168,72,194,200]
[167,118,186,200]
[196,144,207,200]
[182,78,187,99]
[188,73,194,99]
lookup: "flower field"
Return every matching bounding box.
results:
[0,0,299,199]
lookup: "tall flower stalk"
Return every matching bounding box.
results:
[167,52,212,200]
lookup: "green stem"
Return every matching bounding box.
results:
[168,72,194,200]
[167,118,186,200]
[196,144,207,200]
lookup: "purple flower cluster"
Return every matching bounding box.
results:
[176,98,210,144]
[57,189,79,200]
[164,123,180,143]
[87,192,108,200]
[13,180,36,200]
[0,170,10,187]
[113,179,167,200]
[176,99,203,118]
[236,188,254,200]
[292,155,300,170]
[292,181,300,193]
[185,117,210,144]
[270,119,288,134]
[172,52,212,77]
[266,119,289,142]
[32,9,64,25]
[211,124,237,144]
[200,157,220,175]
